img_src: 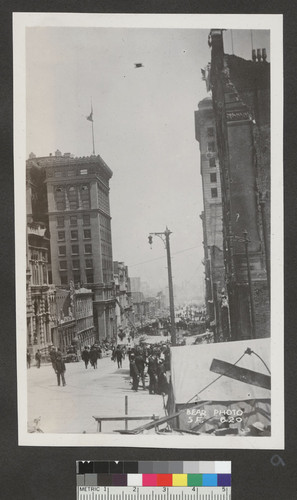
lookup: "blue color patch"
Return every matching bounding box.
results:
[202,474,218,486]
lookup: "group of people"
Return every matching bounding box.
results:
[27,349,42,369]
[81,344,103,369]
[127,344,170,395]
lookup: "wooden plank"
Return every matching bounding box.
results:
[93,415,159,422]
[210,358,271,390]
[114,411,181,434]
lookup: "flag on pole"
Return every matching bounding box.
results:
[86,109,93,122]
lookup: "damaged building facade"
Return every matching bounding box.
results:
[206,29,270,340]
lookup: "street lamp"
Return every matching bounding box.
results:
[148,227,176,346]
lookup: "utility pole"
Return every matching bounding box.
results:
[259,193,270,293]
[148,227,176,346]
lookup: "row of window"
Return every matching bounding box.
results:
[57,229,91,240]
[58,244,92,256]
[60,272,94,285]
[55,185,90,211]
[55,168,89,177]
[59,259,93,270]
[57,214,90,227]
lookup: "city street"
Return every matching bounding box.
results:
[27,354,166,434]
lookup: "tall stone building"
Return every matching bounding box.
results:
[26,151,116,341]
[26,171,56,354]
[208,29,270,340]
[195,97,230,341]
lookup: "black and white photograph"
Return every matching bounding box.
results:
[14,13,283,448]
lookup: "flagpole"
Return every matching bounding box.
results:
[91,119,95,155]
[91,98,95,155]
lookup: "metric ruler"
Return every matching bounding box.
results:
[77,486,231,500]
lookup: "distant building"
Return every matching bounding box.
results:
[195,97,229,340]
[113,261,134,341]
[26,151,116,341]
[208,29,270,340]
[55,284,95,350]
[130,277,141,294]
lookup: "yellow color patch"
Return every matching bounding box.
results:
[172,474,187,486]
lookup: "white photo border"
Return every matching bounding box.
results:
[14,12,283,449]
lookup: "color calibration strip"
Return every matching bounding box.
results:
[76,462,231,487]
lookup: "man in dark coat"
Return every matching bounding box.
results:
[147,353,158,394]
[157,359,169,395]
[89,347,98,369]
[129,353,139,391]
[49,346,57,372]
[81,347,90,369]
[27,350,31,369]
[115,345,123,368]
[35,349,41,368]
[135,350,146,389]
[55,350,66,386]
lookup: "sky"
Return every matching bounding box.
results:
[26,26,270,304]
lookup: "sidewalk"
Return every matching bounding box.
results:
[27,355,166,434]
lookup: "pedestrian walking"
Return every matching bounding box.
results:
[55,349,66,386]
[130,354,139,391]
[147,353,158,394]
[49,346,57,372]
[35,349,41,368]
[89,346,98,369]
[135,349,146,389]
[157,359,169,395]
[81,346,90,369]
[27,349,31,368]
[115,345,123,368]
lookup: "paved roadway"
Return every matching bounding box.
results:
[27,355,166,434]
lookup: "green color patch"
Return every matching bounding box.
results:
[187,474,203,486]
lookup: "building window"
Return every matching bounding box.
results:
[83,229,91,239]
[55,187,65,211]
[211,187,218,198]
[71,230,78,240]
[71,245,79,255]
[70,215,77,226]
[86,272,93,284]
[207,141,216,152]
[84,244,92,254]
[57,216,64,227]
[209,157,216,168]
[72,260,80,269]
[80,169,88,175]
[55,171,62,177]
[85,259,93,269]
[210,173,217,183]
[67,170,75,177]
[73,272,81,284]
[207,127,214,137]
[83,214,90,226]
[59,261,67,270]
[68,186,78,210]
[58,246,66,256]
[81,185,90,209]
[58,231,65,241]
[60,274,68,285]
